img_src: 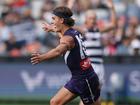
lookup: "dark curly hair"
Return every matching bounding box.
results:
[53,6,75,27]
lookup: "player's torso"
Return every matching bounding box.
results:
[84,28,104,64]
[63,28,94,76]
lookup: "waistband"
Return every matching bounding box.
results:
[71,69,96,79]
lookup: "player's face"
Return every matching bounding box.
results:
[86,14,97,27]
[51,15,63,32]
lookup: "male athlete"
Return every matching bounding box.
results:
[67,0,117,105]
[31,6,101,105]
[80,0,116,86]
[67,0,116,86]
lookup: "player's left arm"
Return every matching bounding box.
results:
[99,0,117,33]
[31,36,75,65]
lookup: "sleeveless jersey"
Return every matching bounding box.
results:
[63,28,94,76]
[84,28,103,64]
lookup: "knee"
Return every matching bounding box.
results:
[50,98,62,105]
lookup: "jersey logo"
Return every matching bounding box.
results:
[80,58,91,70]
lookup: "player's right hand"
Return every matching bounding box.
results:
[31,52,42,65]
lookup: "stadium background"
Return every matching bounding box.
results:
[0,0,140,105]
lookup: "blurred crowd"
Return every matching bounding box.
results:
[0,0,140,57]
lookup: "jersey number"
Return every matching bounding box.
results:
[76,34,87,59]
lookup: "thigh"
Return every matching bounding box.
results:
[51,87,77,105]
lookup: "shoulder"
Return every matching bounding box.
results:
[64,28,81,36]
[60,35,75,49]
[60,35,74,43]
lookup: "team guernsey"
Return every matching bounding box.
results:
[63,28,100,105]
[63,28,93,76]
[84,28,103,64]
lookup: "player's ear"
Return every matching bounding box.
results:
[60,18,64,24]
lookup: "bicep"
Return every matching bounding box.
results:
[55,43,69,54]
[60,36,75,50]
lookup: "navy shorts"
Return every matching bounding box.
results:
[64,73,100,105]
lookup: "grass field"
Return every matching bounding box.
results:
[0,98,79,105]
[0,96,140,105]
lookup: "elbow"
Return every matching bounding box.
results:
[55,49,63,57]
[111,22,117,30]
[111,18,117,29]
[113,19,117,28]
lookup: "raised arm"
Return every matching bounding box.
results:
[67,0,75,9]
[31,36,75,65]
[99,0,117,33]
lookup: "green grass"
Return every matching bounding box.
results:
[0,101,79,105]
[0,97,79,105]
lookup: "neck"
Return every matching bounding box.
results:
[85,23,97,30]
[60,25,70,36]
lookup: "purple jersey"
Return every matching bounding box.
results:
[63,28,101,105]
[63,28,94,76]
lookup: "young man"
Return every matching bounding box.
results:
[79,7,116,105]
[66,0,116,105]
[67,0,116,86]
[31,6,101,105]
[80,0,116,87]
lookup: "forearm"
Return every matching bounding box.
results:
[110,6,117,28]
[40,42,70,62]
[100,4,117,33]
[40,48,62,61]
[67,0,75,9]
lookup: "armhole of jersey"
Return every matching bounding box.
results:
[75,35,86,59]
[64,34,76,47]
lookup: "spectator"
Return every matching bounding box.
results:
[0,42,6,55]
[4,11,21,25]
[5,35,23,57]
[0,19,11,42]
[116,36,131,55]
[103,38,117,56]
[90,0,108,9]
[130,37,140,55]
[0,18,11,55]
[0,0,139,57]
